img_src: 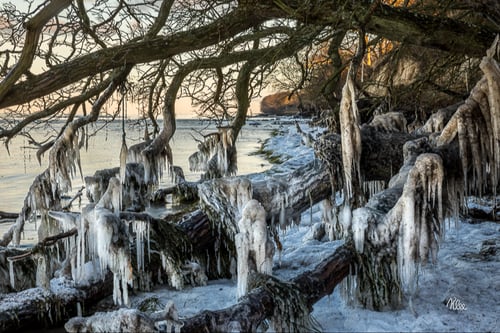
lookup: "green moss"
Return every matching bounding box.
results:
[250,137,283,165]
[137,296,164,313]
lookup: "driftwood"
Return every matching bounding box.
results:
[0,274,113,332]
[181,244,354,332]
[63,244,355,333]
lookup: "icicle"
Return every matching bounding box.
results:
[235,199,274,298]
[339,204,352,238]
[81,182,133,306]
[339,65,362,204]
[133,220,147,272]
[279,194,286,229]
[35,253,50,290]
[8,260,15,290]
[119,141,128,208]
[76,302,82,317]
[363,180,386,199]
[113,274,122,306]
[48,124,82,195]
[480,36,500,196]
[160,252,184,290]
[235,232,249,299]
[352,208,368,253]
[397,153,444,296]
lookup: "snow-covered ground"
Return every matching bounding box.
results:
[128,205,498,332]
[129,125,499,332]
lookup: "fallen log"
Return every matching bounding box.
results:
[63,244,355,333]
[0,274,113,332]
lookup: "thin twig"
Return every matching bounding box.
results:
[62,186,85,210]
[7,228,78,262]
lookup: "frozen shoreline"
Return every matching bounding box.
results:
[130,124,499,332]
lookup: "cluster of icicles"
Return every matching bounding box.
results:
[322,37,500,311]
[188,126,237,179]
[9,118,179,305]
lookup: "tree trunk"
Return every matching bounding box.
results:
[0,274,113,332]
[181,244,354,332]
[63,244,355,333]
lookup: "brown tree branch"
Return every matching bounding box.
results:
[0,0,72,101]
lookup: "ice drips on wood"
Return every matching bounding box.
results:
[249,273,321,333]
[127,105,175,188]
[3,169,62,246]
[341,146,444,310]
[85,178,133,306]
[189,126,237,179]
[235,199,274,298]
[65,308,156,333]
[127,135,171,187]
[368,112,407,133]
[85,163,148,212]
[49,123,83,196]
[437,38,500,198]
[339,66,362,204]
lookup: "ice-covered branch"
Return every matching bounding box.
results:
[437,36,500,197]
[236,199,274,298]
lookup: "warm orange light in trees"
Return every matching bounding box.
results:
[382,0,417,6]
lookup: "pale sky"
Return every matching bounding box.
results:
[0,0,271,119]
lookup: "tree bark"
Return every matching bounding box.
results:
[1,2,497,109]
[63,244,355,333]
[0,274,113,332]
[180,244,355,332]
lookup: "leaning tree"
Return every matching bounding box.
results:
[0,0,499,331]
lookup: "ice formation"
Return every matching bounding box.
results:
[188,126,237,179]
[368,112,407,133]
[181,261,208,287]
[3,121,86,246]
[160,252,184,290]
[198,177,253,239]
[48,123,83,196]
[27,170,61,244]
[348,152,444,310]
[78,177,133,305]
[133,220,149,273]
[362,180,386,200]
[339,65,362,204]
[235,199,274,298]
[396,154,444,296]
[34,252,51,290]
[8,260,15,290]
[64,308,156,333]
[119,138,128,212]
[414,104,458,134]
[127,125,173,187]
[48,210,79,280]
[437,38,500,198]
[85,163,148,212]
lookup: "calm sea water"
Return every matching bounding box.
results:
[0,118,277,213]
